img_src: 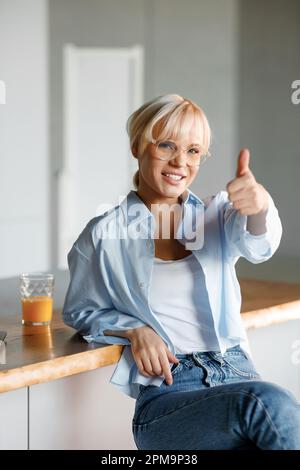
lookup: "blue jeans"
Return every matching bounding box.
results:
[132,345,300,450]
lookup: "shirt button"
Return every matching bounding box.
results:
[139,282,145,288]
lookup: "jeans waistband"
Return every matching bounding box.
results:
[175,344,241,359]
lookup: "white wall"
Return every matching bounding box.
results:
[0,0,298,277]
[147,0,239,198]
[49,0,239,268]
[239,0,300,258]
[236,0,300,282]
[0,0,49,278]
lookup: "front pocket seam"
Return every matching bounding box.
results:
[171,361,185,375]
[223,359,258,378]
[137,359,195,397]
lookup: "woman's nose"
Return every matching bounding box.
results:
[171,149,188,164]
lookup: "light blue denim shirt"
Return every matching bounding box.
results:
[62,188,282,399]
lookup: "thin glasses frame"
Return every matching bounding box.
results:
[150,138,211,166]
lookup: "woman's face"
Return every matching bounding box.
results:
[136,129,202,203]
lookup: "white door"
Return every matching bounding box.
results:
[58,44,144,269]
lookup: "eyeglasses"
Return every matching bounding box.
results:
[150,139,210,167]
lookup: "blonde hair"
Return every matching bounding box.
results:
[126,94,212,189]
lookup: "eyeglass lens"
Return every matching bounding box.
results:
[156,140,203,165]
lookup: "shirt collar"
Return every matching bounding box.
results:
[121,187,205,226]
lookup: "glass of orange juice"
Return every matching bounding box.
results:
[20,273,54,326]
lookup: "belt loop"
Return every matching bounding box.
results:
[191,351,215,386]
[192,351,203,367]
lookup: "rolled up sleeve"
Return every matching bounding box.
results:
[62,243,147,345]
[223,191,282,263]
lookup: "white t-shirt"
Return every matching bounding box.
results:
[149,253,238,354]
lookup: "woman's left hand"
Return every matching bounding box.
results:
[226,148,269,216]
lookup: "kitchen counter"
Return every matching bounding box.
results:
[1,277,300,394]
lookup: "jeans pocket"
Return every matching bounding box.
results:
[137,363,180,395]
[223,353,261,379]
[170,360,184,376]
[137,366,175,399]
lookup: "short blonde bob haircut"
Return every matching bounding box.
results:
[126,94,212,189]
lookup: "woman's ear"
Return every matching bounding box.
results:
[132,145,138,158]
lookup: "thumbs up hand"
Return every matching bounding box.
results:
[226,148,269,216]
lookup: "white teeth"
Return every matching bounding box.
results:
[163,173,183,180]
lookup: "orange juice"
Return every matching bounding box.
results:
[21,296,53,325]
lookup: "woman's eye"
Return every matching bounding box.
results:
[159,141,176,150]
[189,147,201,155]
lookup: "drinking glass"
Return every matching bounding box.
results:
[20,273,54,326]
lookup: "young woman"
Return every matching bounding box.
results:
[62,94,300,450]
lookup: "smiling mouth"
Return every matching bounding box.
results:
[161,172,186,181]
